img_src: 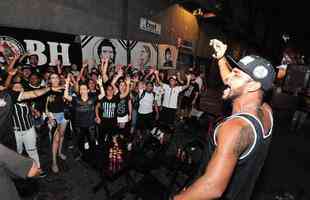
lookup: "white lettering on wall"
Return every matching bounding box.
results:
[47,42,71,66]
[23,40,47,66]
[23,40,71,66]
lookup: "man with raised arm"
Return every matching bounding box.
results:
[154,70,191,127]
[0,55,41,199]
[0,54,53,148]
[173,39,275,200]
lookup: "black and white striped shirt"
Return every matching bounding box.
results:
[12,102,33,131]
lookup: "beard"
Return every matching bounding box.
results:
[222,86,231,100]
[222,86,242,100]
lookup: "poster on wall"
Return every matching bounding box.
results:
[80,35,127,70]
[158,44,178,69]
[129,41,158,70]
[177,53,193,68]
[0,26,82,71]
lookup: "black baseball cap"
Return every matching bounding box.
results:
[235,55,275,91]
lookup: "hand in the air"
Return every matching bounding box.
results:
[209,39,227,60]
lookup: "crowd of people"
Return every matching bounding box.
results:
[0,38,276,200]
[0,48,206,176]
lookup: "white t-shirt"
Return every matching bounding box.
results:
[138,91,155,114]
[153,85,164,106]
[162,83,184,109]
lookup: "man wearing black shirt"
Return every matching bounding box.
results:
[180,72,200,120]
[28,73,45,128]
[174,39,275,200]
[20,64,32,90]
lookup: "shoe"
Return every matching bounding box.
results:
[38,170,48,178]
[51,164,59,173]
[59,153,67,160]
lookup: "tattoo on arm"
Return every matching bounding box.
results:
[233,125,254,157]
[257,107,264,125]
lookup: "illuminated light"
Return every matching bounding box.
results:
[204,12,216,18]
[193,8,204,16]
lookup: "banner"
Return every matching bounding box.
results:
[81,35,127,70]
[0,27,82,69]
[158,44,178,69]
[129,41,157,69]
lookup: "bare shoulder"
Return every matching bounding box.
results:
[262,103,272,114]
[217,118,255,157]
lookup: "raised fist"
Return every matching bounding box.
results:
[209,39,227,59]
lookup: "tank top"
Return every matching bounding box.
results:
[208,111,273,200]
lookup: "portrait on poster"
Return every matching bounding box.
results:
[81,35,127,69]
[158,44,178,69]
[130,41,157,70]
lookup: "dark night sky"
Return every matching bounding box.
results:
[211,0,310,62]
[177,0,309,62]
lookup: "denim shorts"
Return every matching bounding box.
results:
[52,112,66,125]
